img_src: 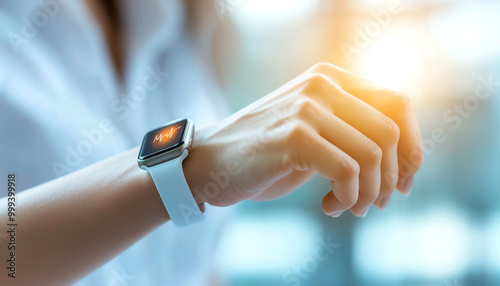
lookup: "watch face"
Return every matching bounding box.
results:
[138,119,187,160]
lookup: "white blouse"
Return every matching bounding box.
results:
[0,0,231,285]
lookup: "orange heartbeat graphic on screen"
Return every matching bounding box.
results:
[153,126,182,144]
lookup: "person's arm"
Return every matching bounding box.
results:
[0,147,167,285]
[1,63,423,285]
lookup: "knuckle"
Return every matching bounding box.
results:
[391,91,412,111]
[282,148,309,171]
[379,114,400,145]
[363,141,383,165]
[309,62,336,74]
[285,121,309,144]
[294,98,319,119]
[302,73,332,94]
[409,146,425,169]
[281,123,311,171]
[339,158,360,180]
[308,73,330,85]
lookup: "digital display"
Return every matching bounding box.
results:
[138,119,187,160]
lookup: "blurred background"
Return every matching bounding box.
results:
[212,0,500,285]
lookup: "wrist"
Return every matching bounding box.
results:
[137,119,205,226]
[121,147,171,223]
[182,155,206,206]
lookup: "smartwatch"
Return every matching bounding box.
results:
[137,118,204,227]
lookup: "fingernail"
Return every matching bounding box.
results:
[376,197,391,210]
[329,211,344,218]
[360,206,370,218]
[397,177,407,191]
[400,175,414,196]
[401,188,412,197]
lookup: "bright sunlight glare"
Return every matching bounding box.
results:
[361,32,423,93]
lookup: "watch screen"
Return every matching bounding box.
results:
[139,119,187,160]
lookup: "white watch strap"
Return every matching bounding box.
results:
[143,149,204,227]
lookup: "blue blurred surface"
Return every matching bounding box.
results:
[215,1,500,285]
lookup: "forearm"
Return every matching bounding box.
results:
[0,147,168,285]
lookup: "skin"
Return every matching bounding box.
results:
[0,1,423,285]
[0,66,423,285]
[184,63,423,217]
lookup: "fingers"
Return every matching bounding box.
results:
[374,91,423,195]
[278,63,422,215]
[293,99,381,217]
[333,96,400,203]
[309,63,424,195]
[322,185,348,217]
[280,122,360,214]
[299,73,400,208]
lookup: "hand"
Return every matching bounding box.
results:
[183,63,423,217]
